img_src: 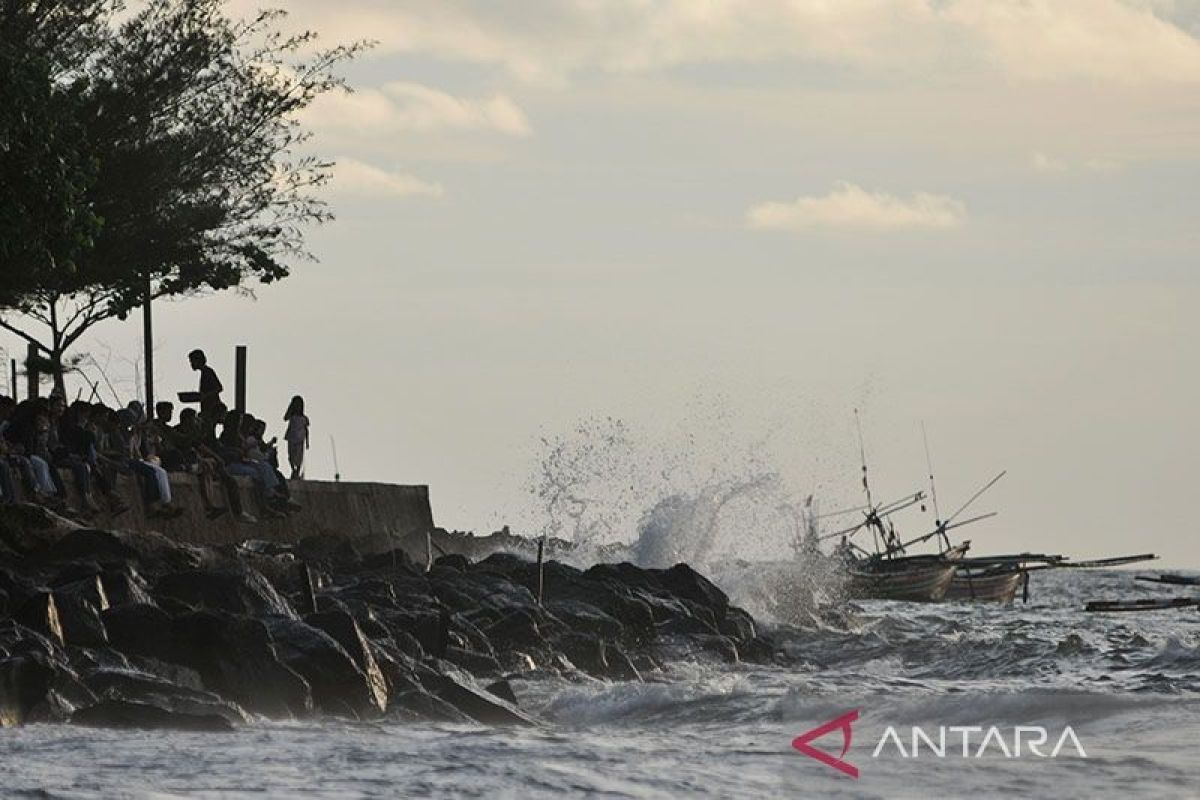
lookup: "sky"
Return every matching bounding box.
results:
[4,0,1200,566]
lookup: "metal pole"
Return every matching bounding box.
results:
[25,343,39,398]
[10,358,17,400]
[234,345,247,413]
[142,280,154,411]
[536,538,545,606]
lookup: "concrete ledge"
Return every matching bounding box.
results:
[55,470,434,547]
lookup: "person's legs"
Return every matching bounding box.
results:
[127,460,161,505]
[30,455,66,498]
[150,463,172,504]
[9,455,39,498]
[218,468,248,519]
[0,460,16,502]
[288,440,304,480]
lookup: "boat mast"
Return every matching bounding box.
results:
[854,409,882,556]
[921,422,948,550]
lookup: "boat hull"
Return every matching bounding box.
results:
[846,559,958,602]
[945,569,1024,604]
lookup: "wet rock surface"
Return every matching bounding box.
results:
[0,504,774,730]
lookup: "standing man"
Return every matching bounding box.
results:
[188,350,223,417]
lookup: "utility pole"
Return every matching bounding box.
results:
[234,345,247,412]
[142,278,154,411]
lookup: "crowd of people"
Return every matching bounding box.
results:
[0,349,311,523]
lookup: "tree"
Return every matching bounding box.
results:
[0,0,365,395]
[0,1,106,315]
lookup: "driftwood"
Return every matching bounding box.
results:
[1084,597,1200,613]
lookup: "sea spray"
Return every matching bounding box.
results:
[527,412,851,623]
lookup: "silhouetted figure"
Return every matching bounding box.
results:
[188,350,223,416]
[283,395,309,480]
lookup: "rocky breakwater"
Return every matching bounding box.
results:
[0,504,776,732]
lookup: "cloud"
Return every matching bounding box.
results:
[249,1,1200,87]
[330,158,444,198]
[303,82,532,138]
[747,182,966,232]
[1032,152,1068,172]
[1031,152,1124,173]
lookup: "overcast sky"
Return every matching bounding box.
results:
[5,1,1200,566]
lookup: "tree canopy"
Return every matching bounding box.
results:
[0,0,365,394]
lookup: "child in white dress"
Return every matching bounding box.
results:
[283,395,310,479]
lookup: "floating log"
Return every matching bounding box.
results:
[1084,597,1199,613]
[1135,574,1200,587]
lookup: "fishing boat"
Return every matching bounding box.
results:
[944,564,1024,604]
[845,544,969,602]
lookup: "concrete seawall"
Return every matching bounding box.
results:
[64,471,434,548]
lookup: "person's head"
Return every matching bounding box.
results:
[66,400,91,426]
[178,408,198,430]
[221,409,243,439]
[155,401,174,424]
[48,393,66,417]
[188,349,207,370]
[115,409,136,431]
[284,395,305,420]
[0,395,14,420]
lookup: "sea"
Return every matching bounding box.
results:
[2,567,1197,799]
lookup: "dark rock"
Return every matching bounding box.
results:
[418,666,536,726]
[482,609,545,650]
[305,610,389,713]
[388,688,473,723]
[433,553,470,572]
[295,535,361,572]
[81,667,250,725]
[603,643,642,682]
[72,699,233,731]
[658,564,730,620]
[718,607,757,642]
[556,632,609,678]
[100,567,156,607]
[264,616,385,718]
[166,611,313,718]
[0,653,55,726]
[444,646,502,677]
[155,568,297,619]
[546,599,624,638]
[485,678,519,705]
[52,592,108,647]
[0,568,38,615]
[15,592,65,647]
[103,603,173,656]
[361,548,420,575]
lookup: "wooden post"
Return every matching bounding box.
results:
[142,280,154,410]
[536,538,545,606]
[10,358,17,400]
[234,345,247,413]
[25,343,38,398]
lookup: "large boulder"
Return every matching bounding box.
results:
[142,611,314,719]
[417,665,537,726]
[264,616,385,718]
[72,699,233,732]
[81,667,250,725]
[305,610,389,714]
[155,568,297,619]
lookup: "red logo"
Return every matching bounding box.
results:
[792,709,860,778]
